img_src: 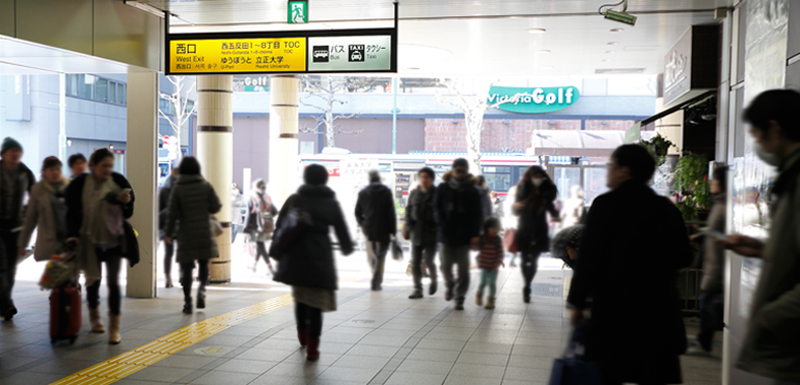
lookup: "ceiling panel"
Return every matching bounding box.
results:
[0,37,137,74]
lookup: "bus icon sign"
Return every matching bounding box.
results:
[313,46,329,62]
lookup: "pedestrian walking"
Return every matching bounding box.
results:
[567,144,694,385]
[272,164,354,362]
[65,148,137,344]
[159,167,179,288]
[231,183,244,244]
[434,158,482,310]
[503,185,519,268]
[68,153,87,179]
[512,166,559,303]
[721,90,800,385]
[244,179,277,274]
[164,157,222,314]
[355,169,396,291]
[404,167,438,299]
[476,175,493,221]
[475,217,504,310]
[686,166,727,356]
[18,157,69,264]
[559,185,585,229]
[0,137,36,321]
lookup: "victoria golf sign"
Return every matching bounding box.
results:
[488,86,580,114]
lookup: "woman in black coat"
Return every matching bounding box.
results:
[165,157,222,314]
[271,164,353,362]
[512,166,558,303]
[65,148,134,345]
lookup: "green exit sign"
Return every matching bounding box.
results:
[288,1,308,24]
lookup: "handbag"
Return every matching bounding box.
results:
[503,228,518,254]
[269,207,313,258]
[391,237,403,261]
[210,215,224,237]
[548,323,602,385]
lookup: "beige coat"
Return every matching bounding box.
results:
[18,178,70,262]
[737,152,800,383]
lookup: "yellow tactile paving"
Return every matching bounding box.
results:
[50,294,293,385]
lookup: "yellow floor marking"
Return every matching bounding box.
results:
[51,294,293,385]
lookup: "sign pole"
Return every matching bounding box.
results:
[392,77,397,154]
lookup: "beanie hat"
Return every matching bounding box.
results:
[452,158,469,170]
[1,137,22,155]
[304,164,329,186]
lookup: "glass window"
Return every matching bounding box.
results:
[95,78,108,102]
[481,166,512,192]
[118,84,126,105]
[81,75,95,99]
[108,82,116,103]
[552,167,582,202]
[67,74,79,96]
[583,167,609,207]
[185,100,194,114]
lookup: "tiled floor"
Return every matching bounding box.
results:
[0,246,722,385]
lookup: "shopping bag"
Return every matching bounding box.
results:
[391,238,403,261]
[503,228,518,254]
[548,323,602,385]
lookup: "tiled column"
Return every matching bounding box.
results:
[197,75,233,284]
[268,75,300,208]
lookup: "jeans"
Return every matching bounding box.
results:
[519,245,541,294]
[367,241,389,289]
[478,269,499,297]
[440,244,471,301]
[231,224,239,244]
[163,240,175,280]
[697,290,723,351]
[180,260,209,300]
[295,302,323,338]
[0,226,20,309]
[411,244,437,291]
[86,247,123,315]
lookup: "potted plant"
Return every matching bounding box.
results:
[673,152,712,221]
[638,133,674,168]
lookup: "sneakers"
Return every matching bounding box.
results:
[429,281,438,296]
[685,342,711,356]
[165,277,173,288]
[476,292,483,306]
[371,284,383,291]
[409,291,423,299]
[454,300,465,311]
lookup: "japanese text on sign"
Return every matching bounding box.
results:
[169,38,306,74]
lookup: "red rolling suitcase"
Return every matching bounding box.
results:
[49,284,81,344]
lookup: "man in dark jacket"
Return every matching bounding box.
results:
[159,167,179,288]
[434,158,483,310]
[404,167,438,299]
[0,137,36,321]
[568,144,693,384]
[355,170,397,291]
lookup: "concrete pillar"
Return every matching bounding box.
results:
[126,71,158,298]
[196,75,233,284]
[268,75,300,208]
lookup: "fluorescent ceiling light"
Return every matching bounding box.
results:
[610,28,624,32]
[537,50,551,54]
[602,59,613,62]
[607,42,619,45]
[527,28,546,34]
[605,51,615,54]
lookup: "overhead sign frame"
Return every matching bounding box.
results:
[165,4,398,75]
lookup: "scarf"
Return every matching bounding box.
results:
[79,176,122,284]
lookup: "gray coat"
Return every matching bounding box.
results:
[18,179,70,261]
[737,152,800,383]
[165,175,222,263]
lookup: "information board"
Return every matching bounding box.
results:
[166,29,396,75]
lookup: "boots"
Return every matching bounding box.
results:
[485,297,496,310]
[429,280,438,296]
[476,292,484,306]
[108,313,121,345]
[408,290,423,299]
[165,277,173,288]
[89,306,105,333]
[183,297,193,314]
[196,286,206,309]
[297,327,309,348]
[306,337,320,361]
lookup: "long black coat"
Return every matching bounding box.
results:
[272,184,353,290]
[567,181,693,384]
[165,175,222,263]
[355,182,397,243]
[514,182,558,253]
[404,187,437,246]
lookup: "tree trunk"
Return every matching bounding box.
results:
[465,111,483,172]
[325,110,335,148]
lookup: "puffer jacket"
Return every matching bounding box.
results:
[433,172,482,246]
[165,175,222,263]
[18,178,70,261]
[272,184,354,290]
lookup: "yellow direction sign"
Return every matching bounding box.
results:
[169,38,306,74]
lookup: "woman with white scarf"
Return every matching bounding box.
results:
[65,148,135,345]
